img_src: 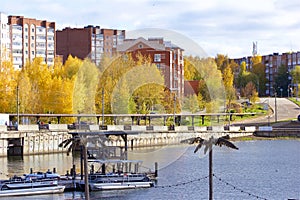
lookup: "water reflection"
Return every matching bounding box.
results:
[0,140,299,200]
[1,153,82,180]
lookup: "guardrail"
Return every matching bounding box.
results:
[0,124,258,133]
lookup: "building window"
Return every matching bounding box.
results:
[32,28,35,32]
[154,54,161,62]
[138,44,143,48]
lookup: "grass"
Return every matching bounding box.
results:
[231,135,299,141]
[289,98,300,106]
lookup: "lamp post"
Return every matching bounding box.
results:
[16,85,20,126]
[102,88,104,126]
[173,93,176,127]
[274,92,277,122]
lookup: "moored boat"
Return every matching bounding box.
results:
[0,179,65,197]
[79,159,154,191]
[87,172,154,191]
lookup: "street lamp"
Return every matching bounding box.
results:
[173,93,176,127]
[102,88,104,126]
[16,85,20,126]
[274,91,277,122]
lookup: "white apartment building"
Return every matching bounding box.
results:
[0,13,56,69]
[0,13,11,63]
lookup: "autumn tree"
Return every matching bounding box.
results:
[184,57,201,80]
[242,82,258,103]
[96,53,166,117]
[185,56,225,116]
[0,60,17,113]
[236,61,259,99]
[215,54,238,74]
[17,70,32,114]
[291,65,300,97]
[73,59,99,115]
[183,94,199,113]
[251,55,266,96]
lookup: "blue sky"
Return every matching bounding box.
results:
[1,0,300,58]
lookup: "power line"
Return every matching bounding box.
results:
[214,174,268,200]
[154,175,209,188]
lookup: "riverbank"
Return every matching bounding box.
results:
[230,135,300,141]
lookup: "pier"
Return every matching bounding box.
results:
[1,111,300,157]
[0,122,256,157]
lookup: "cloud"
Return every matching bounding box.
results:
[1,0,300,57]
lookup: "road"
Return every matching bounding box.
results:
[232,98,300,126]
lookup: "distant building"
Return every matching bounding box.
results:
[56,26,125,65]
[117,37,184,98]
[7,15,56,69]
[0,13,10,63]
[232,51,300,96]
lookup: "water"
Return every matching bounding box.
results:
[0,140,299,200]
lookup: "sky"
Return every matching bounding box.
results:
[1,0,300,58]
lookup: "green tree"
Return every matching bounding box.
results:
[275,65,289,97]
[184,57,200,80]
[73,59,99,115]
[183,94,199,113]
[17,70,32,114]
[251,56,266,96]
[291,65,300,97]
[223,66,236,107]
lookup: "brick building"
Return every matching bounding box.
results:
[117,37,184,99]
[233,51,300,96]
[7,15,56,69]
[56,26,125,65]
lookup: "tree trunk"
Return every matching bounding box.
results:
[83,145,90,200]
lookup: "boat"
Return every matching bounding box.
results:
[79,159,154,191]
[23,170,61,181]
[87,172,154,191]
[0,177,65,197]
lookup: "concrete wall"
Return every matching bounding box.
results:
[0,125,257,156]
[0,139,8,157]
[0,125,7,132]
[18,125,39,131]
[23,131,71,155]
[48,124,68,131]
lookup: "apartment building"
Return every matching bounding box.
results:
[233,51,300,96]
[6,15,56,69]
[117,37,184,99]
[56,26,125,65]
[0,13,10,63]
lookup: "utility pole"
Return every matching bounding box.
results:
[173,93,176,127]
[16,85,19,126]
[102,88,104,126]
[209,149,213,200]
[275,92,277,122]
